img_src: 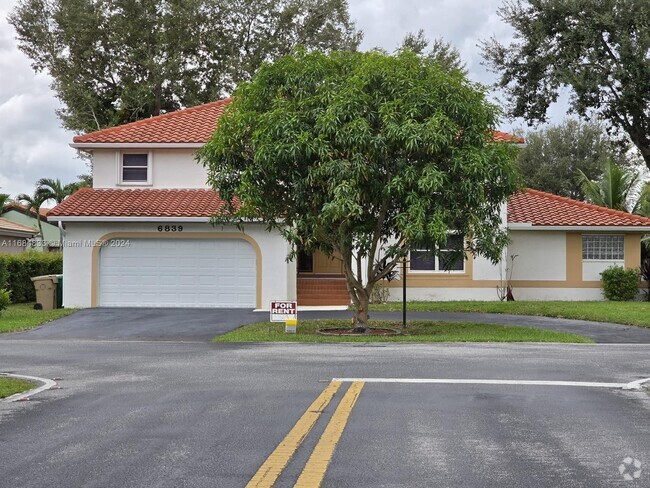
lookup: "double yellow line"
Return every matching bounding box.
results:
[246,381,364,488]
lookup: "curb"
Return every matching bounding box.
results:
[1,373,57,402]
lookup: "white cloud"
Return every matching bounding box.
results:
[0,0,572,198]
[0,0,84,199]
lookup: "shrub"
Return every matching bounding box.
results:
[600,266,640,301]
[0,252,63,303]
[0,289,10,314]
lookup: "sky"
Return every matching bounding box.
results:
[0,0,572,198]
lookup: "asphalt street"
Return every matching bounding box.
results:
[1,338,648,487]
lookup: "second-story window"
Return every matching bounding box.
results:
[122,153,149,183]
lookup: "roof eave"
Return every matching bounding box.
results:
[70,142,205,149]
[508,223,650,232]
[49,215,264,223]
[0,228,38,237]
[48,216,213,223]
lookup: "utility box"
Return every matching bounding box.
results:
[31,275,59,311]
[55,274,63,309]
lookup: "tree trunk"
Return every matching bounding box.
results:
[352,290,370,333]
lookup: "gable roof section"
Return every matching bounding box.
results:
[508,189,650,228]
[72,99,524,145]
[73,99,231,144]
[3,202,51,220]
[0,217,38,236]
[47,188,238,219]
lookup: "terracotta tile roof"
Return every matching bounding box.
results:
[73,99,231,144]
[0,217,38,235]
[492,130,525,144]
[73,98,524,145]
[508,189,650,227]
[47,188,239,218]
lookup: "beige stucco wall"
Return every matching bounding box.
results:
[92,149,209,189]
[382,230,647,302]
[61,221,295,308]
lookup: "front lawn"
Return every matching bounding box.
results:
[369,301,650,328]
[0,377,35,399]
[214,320,592,343]
[0,303,77,333]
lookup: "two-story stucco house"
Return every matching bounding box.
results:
[48,99,650,309]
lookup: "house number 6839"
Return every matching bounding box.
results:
[157,225,183,232]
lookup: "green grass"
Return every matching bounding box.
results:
[0,377,35,399]
[213,319,592,343]
[0,303,77,333]
[369,301,650,328]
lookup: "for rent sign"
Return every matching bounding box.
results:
[270,301,297,322]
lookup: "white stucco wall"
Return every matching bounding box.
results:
[61,221,294,308]
[386,286,609,301]
[387,287,499,301]
[92,149,209,189]
[509,287,605,301]
[508,230,566,281]
[472,255,502,281]
[582,260,625,281]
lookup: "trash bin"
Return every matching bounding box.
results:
[31,275,59,311]
[55,274,63,309]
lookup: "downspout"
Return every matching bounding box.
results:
[58,221,65,249]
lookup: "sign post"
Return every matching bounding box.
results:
[270,301,298,333]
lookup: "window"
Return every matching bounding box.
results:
[582,235,624,260]
[121,153,149,182]
[410,234,465,272]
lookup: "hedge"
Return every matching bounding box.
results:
[0,251,63,303]
[600,265,640,301]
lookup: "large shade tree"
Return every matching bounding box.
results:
[517,120,630,200]
[199,50,520,330]
[9,0,361,133]
[481,0,650,170]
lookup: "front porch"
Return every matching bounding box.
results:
[296,250,350,306]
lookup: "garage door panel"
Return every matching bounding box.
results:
[99,238,256,308]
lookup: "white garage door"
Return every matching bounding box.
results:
[99,238,256,308]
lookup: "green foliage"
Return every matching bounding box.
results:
[482,0,650,170]
[577,160,641,212]
[9,0,361,133]
[517,120,630,199]
[600,266,640,301]
[15,191,45,238]
[0,289,11,314]
[399,30,467,74]
[199,49,520,325]
[0,252,62,303]
[637,182,650,218]
[36,178,79,205]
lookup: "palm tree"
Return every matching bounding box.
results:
[636,182,650,218]
[16,192,46,240]
[35,178,80,205]
[0,193,9,210]
[577,160,641,212]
